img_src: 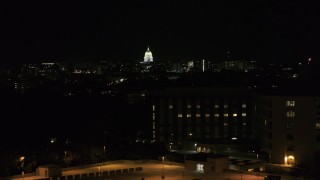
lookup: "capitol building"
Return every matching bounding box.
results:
[142,47,153,63]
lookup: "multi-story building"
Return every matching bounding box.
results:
[253,88,320,166]
[149,86,252,150]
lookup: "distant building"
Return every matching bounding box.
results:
[220,60,249,72]
[143,47,153,63]
[149,86,252,150]
[253,87,320,166]
[140,47,154,72]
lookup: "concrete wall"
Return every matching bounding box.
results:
[58,166,143,180]
[38,166,62,177]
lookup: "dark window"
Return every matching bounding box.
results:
[287,144,294,151]
[286,121,294,129]
[286,133,294,140]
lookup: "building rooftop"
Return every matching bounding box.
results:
[187,153,229,161]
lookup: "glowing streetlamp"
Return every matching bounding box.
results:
[184,133,192,166]
[64,150,69,167]
[161,156,165,179]
[64,150,66,163]
[19,156,25,179]
[103,145,106,162]
[169,144,172,160]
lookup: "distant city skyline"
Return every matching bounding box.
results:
[0,1,319,66]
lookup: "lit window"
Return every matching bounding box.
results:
[224,105,228,108]
[243,122,247,126]
[214,114,219,117]
[224,113,228,117]
[287,111,295,118]
[224,123,228,126]
[316,123,320,130]
[242,113,247,117]
[232,113,237,117]
[152,122,155,129]
[287,155,295,165]
[196,105,201,109]
[169,105,173,109]
[152,105,155,111]
[242,104,247,108]
[205,114,210,117]
[187,114,192,118]
[178,114,182,118]
[286,101,295,107]
[214,105,219,108]
[196,114,201,118]
[187,105,191,109]
[152,115,155,120]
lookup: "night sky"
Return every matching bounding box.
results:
[0,0,319,65]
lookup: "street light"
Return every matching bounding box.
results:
[19,156,25,179]
[238,162,245,180]
[64,151,66,165]
[184,133,192,166]
[161,156,165,179]
[64,150,69,167]
[103,145,106,162]
[169,144,172,160]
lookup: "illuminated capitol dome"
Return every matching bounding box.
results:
[143,47,153,63]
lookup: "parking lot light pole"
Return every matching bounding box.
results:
[169,144,172,160]
[19,156,25,179]
[184,133,192,167]
[238,162,245,180]
[161,156,165,179]
[103,145,106,162]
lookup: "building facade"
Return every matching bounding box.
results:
[253,91,320,165]
[149,86,252,150]
[143,47,153,63]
